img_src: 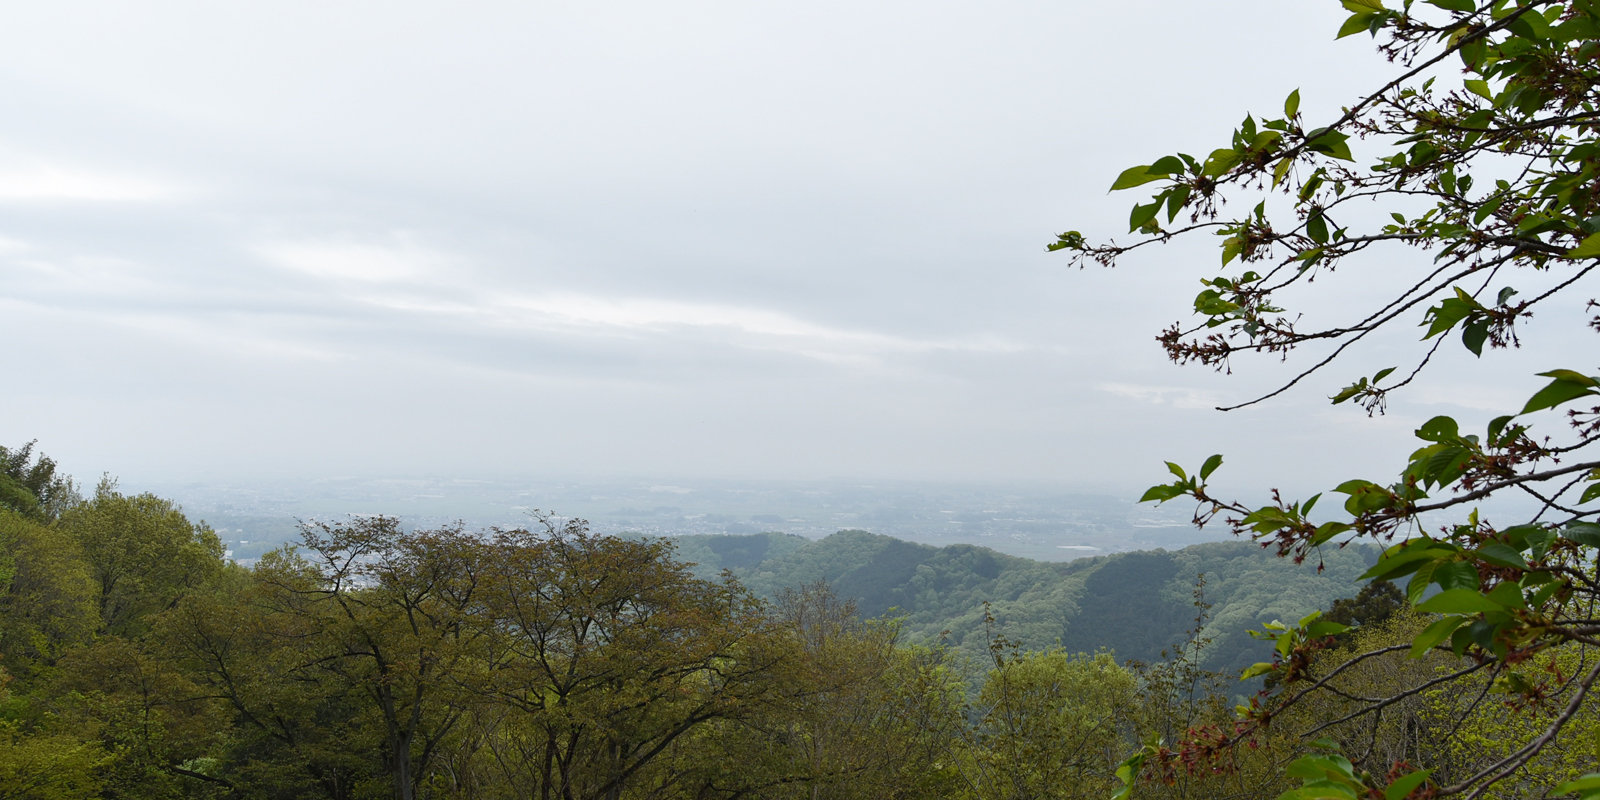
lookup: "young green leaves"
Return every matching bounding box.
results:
[1337,0,1396,39]
[1520,368,1600,414]
[1419,286,1518,357]
[1138,454,1224,504]
[1242,610,1349,681]
[1274,739,1433,800]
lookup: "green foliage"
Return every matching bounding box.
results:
[0,721,106,800]
[0,508,94,677]
[0,475,42,524]
[1275,740,1432,800]
[1061,0,1600,795]
[685,584,966,800]
[692,530,1373,678]
[1323,579,1404,629]
[968,648,1136,800]
[59,477,224,638]
[0,441,76,522]
[32,450,1596,800]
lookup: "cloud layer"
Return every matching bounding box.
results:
[2,0,1584,494]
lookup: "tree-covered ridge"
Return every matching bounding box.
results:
[0,447,1168,800]
[670,529,1376,676]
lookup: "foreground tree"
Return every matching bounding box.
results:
[164,515,785,800]
[1054,1,1600,797]
[966,646,1136,800]
[0,507,94,678]
[472,519,780,800]
[683,583,966,800]
[60,478,224,638]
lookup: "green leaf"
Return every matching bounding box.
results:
[1425,0,1476,11]
[1527,578,1564,609]
[1415,588,1503,614]
[1129,201,1162,233]
[1433,561,1480,591]
[1486,581,1527,609]
[1507,8,1552,40]
[1311,521,1353,546]
[1476,543,1529,570]
[1307,211,1330,244]
[1305,127,1355,160]
[1511,525,1556,558]
[1562,522,1600,547]
[1278,784,1361,800]
[1567,232,1600,257]
[1464,79,1493,100]
[1553,773,1600,799]
[1111,750,1147,800]
[1408,562,1439,604]
[1336,11,1378,39]
[1273,157,1295,188]
[1582,481,1600,505]
[1306,619,1350,638]
[1286,753,1357,780]
[1358,548,1439,582]
[1139,484,1186,504]
[1383,769,1434,800]
[1415,415,1460,442]
[1285,89,1301,118]
[1148,155,1185,175]
[1520,370,1600,414]
[1459,37,1486,71]
[1410,617,1466,658]
[1111,165,1167,191]
[1420,288,1483,341]
[1330,378,1369,405]
[1467,618,1501,653]
[1166,461,1188,480]
[1222,236,1245,266]
[1462,318,1490,356]
[1203,148,1242,178]
[1241,661,1278,679]
[1200,454,1224,480]
[1488,414,1516,442]
[1165,185,1192,222]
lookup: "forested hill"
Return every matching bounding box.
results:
[667,530,1379,677]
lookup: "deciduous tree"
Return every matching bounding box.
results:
[60,478,223,638]
[1060,1,1600,797]
[472,518,780,800]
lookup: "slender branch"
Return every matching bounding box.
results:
[1408,459,1600,515]
[1299,661,1488,738]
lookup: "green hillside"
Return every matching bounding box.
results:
[668,530,1377,676]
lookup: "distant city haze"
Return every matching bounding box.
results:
[151,474,1223,565]
[4,1,1589,507]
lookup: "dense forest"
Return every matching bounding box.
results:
[667,530,1377,678]
[6,441,1593,800]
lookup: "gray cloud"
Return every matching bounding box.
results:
[6,0,1570,499]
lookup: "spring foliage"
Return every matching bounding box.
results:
[1055,1,1600,797]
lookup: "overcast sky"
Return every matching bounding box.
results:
[2,1,1591,496]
